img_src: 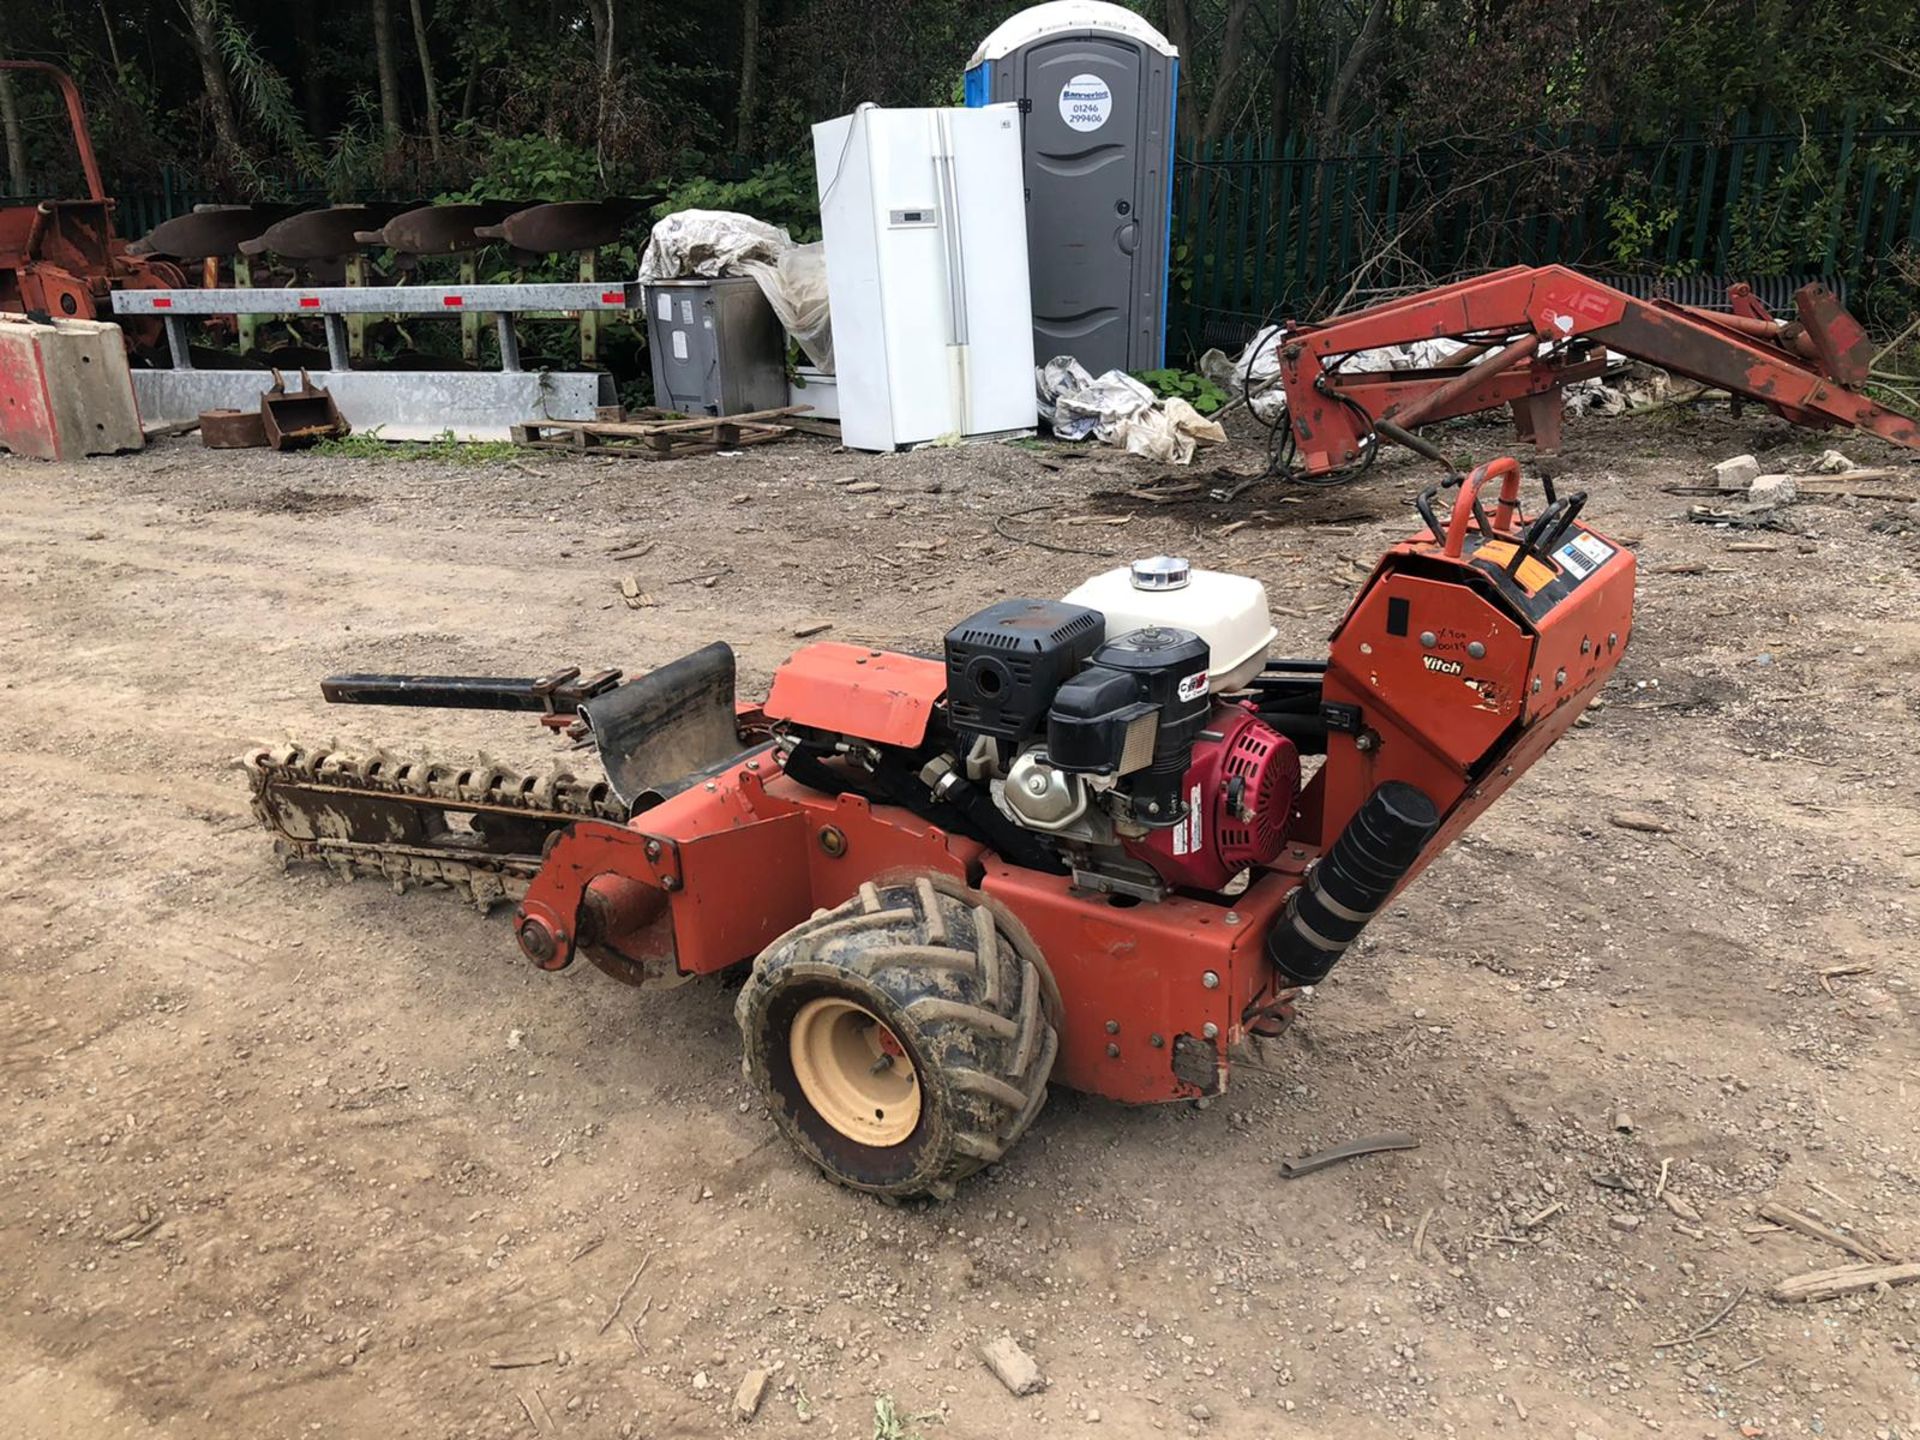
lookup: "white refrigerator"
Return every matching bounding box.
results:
[813,104,1038,452]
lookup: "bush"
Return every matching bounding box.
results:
[654,159,820,241]
[1131,368,1230,414]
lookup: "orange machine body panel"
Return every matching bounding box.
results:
[1311,460,1635,882]
[762,643,947,748]
[980,861,1300,1102]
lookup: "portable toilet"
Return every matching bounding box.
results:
[965,1,1178,377]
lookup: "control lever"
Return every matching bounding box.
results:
[1506,490,1589,579]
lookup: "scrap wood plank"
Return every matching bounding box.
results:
[782,416,842,438]
[526,404,809,439]
[1756,1202,1901,1263]
[640,404,809,434]
[1770,1262,1920,1304]
[511,417,794,459]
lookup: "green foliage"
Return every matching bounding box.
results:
[1166,240,1196,305]
[455,133,604,203]
[313,430,524,464]
[870,1395,940,1440]
[655,159,820,242]
[1601,187,1682,272]
[320,93,392,197]
[206,0,322,196]
[1131,368,1229,413]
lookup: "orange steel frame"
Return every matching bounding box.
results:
[1277,265,1919,476]
[0,61,182,347]
[513,458,1636,1106]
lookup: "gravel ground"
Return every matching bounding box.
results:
[2,401,1918,1440]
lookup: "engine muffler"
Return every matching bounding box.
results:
[1266,780,1440,986]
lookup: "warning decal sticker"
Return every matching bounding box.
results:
[1554,532,1616,580]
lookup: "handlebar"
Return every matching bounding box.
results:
[0,62,106,203]
[1414,457,1589,582]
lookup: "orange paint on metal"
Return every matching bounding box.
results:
[763,643,948,748]
[1274,264,1920,476]
[981,861,1298,1103]
[516,757,983,981]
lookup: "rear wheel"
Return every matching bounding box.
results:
[736,874,1057,1200]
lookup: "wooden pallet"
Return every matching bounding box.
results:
[511,404,811,459]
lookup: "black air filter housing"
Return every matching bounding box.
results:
[1049,626,1212,825]
[944,599,1104,743]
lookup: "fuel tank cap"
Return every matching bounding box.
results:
[1129,555,1191,591]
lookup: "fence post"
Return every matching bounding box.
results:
[1275,132,1298,314]
[1251,132,1274,323]
[1689,126,1721,270]
[1853,155,1881,278]
[1824,106,1859,275]
[1231,133,1255,319]
[1207,139,1233,327]
[1715,108,1751,269]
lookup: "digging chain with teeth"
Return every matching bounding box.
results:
[245,744,626,910]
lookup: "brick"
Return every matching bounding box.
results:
[980,1335,1044,1396]
[733,1366,771,1421]
[1711,453,1760,490]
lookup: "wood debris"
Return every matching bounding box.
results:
[1771,1262,1920,1304]
[1521,1200,1565,1230]
[1652,1284,1747,1348]
[1412,1207,1434,1261]
[1755,1202,1900,1263]
[487,1352,556,1370]
[1818,962,1873,999]
[597,1256,652,1336]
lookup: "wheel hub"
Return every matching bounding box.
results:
[788,997,920,1146]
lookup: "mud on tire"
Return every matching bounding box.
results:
[735,874,1058,1200]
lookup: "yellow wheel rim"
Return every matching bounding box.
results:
[789,997,921,1146]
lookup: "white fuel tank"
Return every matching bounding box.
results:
[1063,556,1276,693]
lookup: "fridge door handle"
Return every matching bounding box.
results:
[934,130,969,347]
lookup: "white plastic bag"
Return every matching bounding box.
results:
[638,210,834,371]
[1035,356,1226,465]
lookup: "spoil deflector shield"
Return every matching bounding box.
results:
[579,642,741,809]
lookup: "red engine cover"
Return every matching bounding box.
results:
[1125,703,1300,892]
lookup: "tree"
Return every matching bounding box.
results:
[737,0,761,157]
[585,0,616,176]
[1200,0,1254,142]
[1267,0,1298,141]
[1162,0,1203,145]
[372,0,403,141]
[408,0,443,162]
[1321,0,1390,133]
[0,67,26,191]
[181,0,245,167]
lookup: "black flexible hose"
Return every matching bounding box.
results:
[1266,781,1441,986]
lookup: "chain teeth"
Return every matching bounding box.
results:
[248,742,626,909]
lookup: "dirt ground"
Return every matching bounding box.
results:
[3,401,1918,1440]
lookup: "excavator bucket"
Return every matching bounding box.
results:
[260,368,349,450]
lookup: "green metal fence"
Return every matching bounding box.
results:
[1171,111,1920,356]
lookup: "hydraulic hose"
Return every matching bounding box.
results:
[1265,780,1441,986]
